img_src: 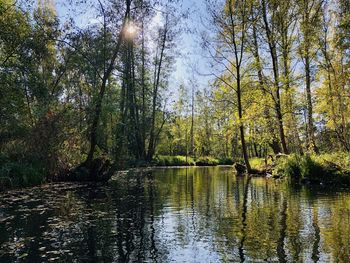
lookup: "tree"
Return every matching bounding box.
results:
[205,0,253,172]
[85,0,132,170]
[261,0,289,154]
[297,0,323,153]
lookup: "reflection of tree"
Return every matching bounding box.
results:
[323,197,350,261]
[3,168,350,262]
[311,206,320,262]
[148,172,158,262]
[285,197,302,262]
[277,197,287,263]
[244,179,280,261]
[238,175,251,262]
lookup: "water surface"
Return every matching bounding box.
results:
[1,167,350,262]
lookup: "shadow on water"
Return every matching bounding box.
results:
[1,167,350,262]
[147,172,158,263]
[238,175,251,262]
[277,197,287,263]
[312,206,320,263]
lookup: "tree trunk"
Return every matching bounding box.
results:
[147,16,168,161]
[305,53,319,153]
[252,19,281,154]
[237,68,251,172]
[85,0,131,168]
[262,0,288,154]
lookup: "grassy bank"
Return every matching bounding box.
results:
[152,155,234,167]
[0,154,234,191]
[273,152,350,185]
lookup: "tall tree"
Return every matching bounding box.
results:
[85,0,132,169]
[297,0,323,153]
[261,0,289,154]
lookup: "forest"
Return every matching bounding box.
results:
[1,0,350,262]
[0,0,350,187]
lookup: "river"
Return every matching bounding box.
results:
[0,167,349,262]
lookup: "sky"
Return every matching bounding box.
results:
[52,0,214,103]
[169,0,213,93]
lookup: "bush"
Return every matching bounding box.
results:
[273,154,301,179]
[249,157,266,171]
[300,155,325,180]
[0,160,45,190]
[218,158,234,165]
[152,155,227,166]
[273,153,350,184]
[195,156,219,166]
[153,155,195,166]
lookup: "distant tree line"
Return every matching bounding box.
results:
[158,0,350,172]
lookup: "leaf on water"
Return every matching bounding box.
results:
[18,253,28,259]
[0,215,15,223]
[39,247,46,251]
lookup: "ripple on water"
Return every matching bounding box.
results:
[0,168,350,262]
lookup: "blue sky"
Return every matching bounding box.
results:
[170,0,212,93]
[53,0,213,101]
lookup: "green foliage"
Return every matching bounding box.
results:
[218,157,234,165]
[153,155,196,166]
[1,0,350,190]
[195,156,220,166]
[249,158,266,171]
[274,153,350,184]
[152,155,233,166]
[273,154,301,179]
[315,152,350,171]
[0,159,45,190]
[300,155,324,180]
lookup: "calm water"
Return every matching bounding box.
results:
[0,167,350,262]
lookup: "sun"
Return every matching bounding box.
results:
[125,22,137,37]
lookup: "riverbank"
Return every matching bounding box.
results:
[0,155,234,191]
[2,153,350,191]
[150,155,234,167]
[273,153,350,186]
[248,153,350,186]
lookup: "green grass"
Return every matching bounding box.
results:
[152,155,234,167]
[274,152,350,185]
[153,155,196,166]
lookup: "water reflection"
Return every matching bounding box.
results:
[0,167,350,262]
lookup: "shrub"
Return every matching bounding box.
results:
[273,153,350,184]
[0,160,45,190]
[195,156,220,166]
[153,155,195,166]
[249,157,266,171]
[273,154,302,179]
[218,158,234,165]
[300,155,325,180]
